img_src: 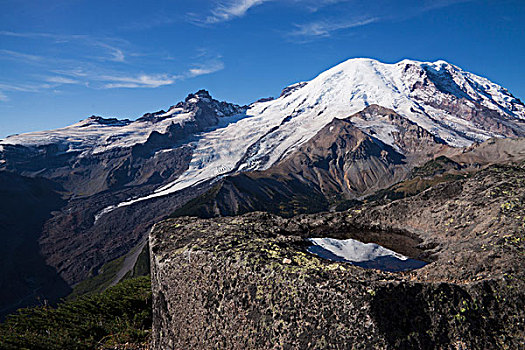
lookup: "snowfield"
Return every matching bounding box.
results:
[1,112,196,155]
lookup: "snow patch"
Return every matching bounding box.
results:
[307,237,408,263]
[307,237,428,272]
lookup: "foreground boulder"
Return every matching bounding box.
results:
[150,163,525,349]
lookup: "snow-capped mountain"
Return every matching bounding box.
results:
[2,58,524,210]
[0,90,245,195]
[1,58,525,316]
[238,58,524,166]
[106,58,525,209]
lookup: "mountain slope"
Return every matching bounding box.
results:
[0,172,70,319]
[273,105,451,198]
[172,105,455,217]
[0,90,245,197]
[104,58,525,210]
[1,58,525,315]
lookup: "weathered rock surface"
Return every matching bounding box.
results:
[150,162,525,349]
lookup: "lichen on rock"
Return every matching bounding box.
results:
[150,162,525,349]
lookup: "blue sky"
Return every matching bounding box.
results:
[0,0,524,138]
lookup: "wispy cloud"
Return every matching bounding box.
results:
[0,31,129,63]
[0,30,84,39]
[101,74,177,89]
[51,69,89,78]
[290,17,377,38]
[187,60,225,77]
[0,49,45,62]
[0,82,54,92]
[45,76,81,84]
[0,30,225,94]
[420,0,474,11]
[100,59,226,88]
[0,92,9,102]
[95,43,126,62]
[381,0,475,22]
[300,0,353,12]
[204,0,271,23]
[195,0,354,24]
[288,0,473,41]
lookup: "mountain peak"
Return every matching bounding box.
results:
[185,89,212,103]
[330,58,461,75]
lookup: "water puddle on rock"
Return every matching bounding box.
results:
[307,237,427,272]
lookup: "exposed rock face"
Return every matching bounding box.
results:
[418,63,525,138]
[279,82,308,98]
[150,161,524,349]
[273,105,449,199]
[273,116,408,200]
[349,104,448,155]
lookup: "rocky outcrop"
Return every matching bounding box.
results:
[279,82,308,98]
[150,161,525,349]
[273,105,450,199]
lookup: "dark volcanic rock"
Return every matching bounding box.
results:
[254,97,274,103]
[150,162,525,349]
